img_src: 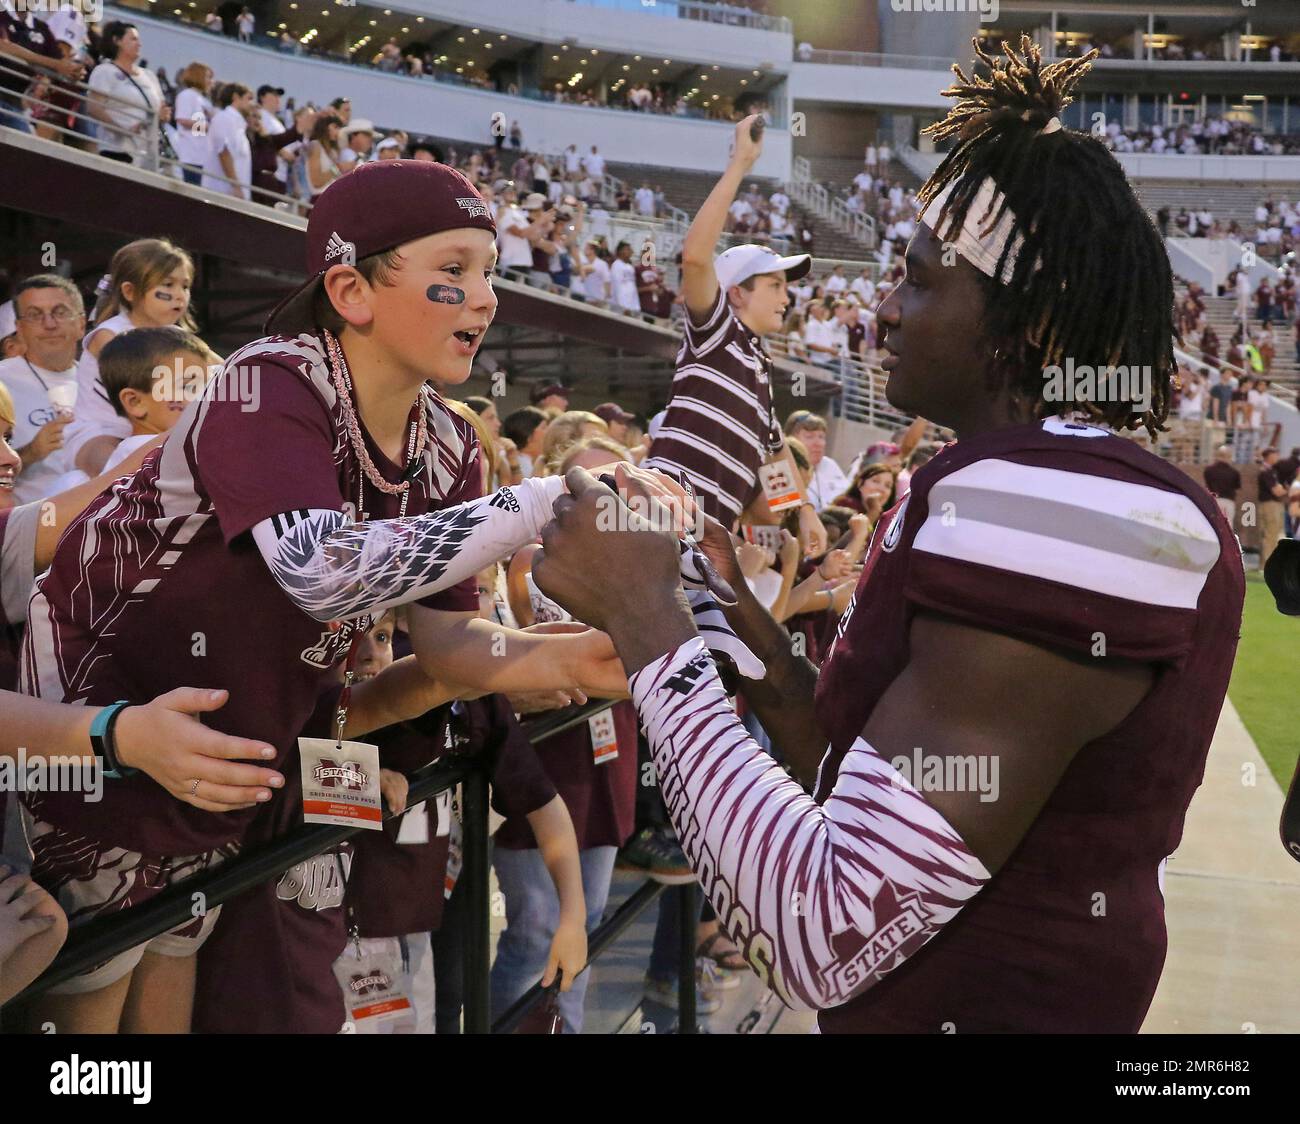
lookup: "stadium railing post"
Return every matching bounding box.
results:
[460,763,493,1033]
[677,881,699,1034]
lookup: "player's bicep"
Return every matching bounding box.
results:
[861,611,1155,874]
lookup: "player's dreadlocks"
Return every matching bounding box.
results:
[920,35,1174,437]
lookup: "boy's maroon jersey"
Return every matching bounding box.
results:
[812,418,1243,1032]
[21,334,481,855]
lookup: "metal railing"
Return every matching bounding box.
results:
[789,156,876,249]
[0,55,308,211]
[4,697,703,1033]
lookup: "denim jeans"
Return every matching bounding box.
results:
[490,844,617,1033]
[0,105,31,133]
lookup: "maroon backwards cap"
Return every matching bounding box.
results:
[263,160,497,336]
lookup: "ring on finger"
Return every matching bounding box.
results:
[189,778,201,796]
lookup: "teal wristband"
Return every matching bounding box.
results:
[90,701,136,779]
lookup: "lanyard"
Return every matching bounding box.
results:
[24,359,50,394]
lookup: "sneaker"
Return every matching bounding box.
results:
[616,827,695,885]
[642,971,722,1015]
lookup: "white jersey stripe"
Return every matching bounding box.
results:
[913,513,1210,608]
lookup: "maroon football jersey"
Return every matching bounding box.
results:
[812,417,1243,1033]
[21,334,482,856]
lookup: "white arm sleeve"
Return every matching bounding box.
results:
[250,477,566,622]
[629,636,990,1011]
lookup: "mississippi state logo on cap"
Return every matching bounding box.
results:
[456,196,490,220]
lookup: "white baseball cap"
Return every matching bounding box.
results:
[715,244,811,291]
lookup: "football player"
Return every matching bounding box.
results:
[532,38,1245,1032]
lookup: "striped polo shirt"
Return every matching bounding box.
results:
[644,288,782,528]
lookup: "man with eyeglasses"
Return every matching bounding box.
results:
[0,274,85,503]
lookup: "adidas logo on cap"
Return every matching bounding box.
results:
[324,232,356,266]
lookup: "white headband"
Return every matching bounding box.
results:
[917,117,1061,284]
[918,177,1024,285]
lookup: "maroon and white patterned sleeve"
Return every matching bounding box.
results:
[630,637,990,1011]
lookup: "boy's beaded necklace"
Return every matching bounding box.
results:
[323,329,427,519]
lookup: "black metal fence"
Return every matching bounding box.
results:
[3,699,698,1033]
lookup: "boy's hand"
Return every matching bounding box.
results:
[729,113,764,171]
[543,916,588,992]
[798,504,829,557]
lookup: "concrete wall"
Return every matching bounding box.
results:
[119,8,792,177]
[792,105,880,161]
[1112,154,1300,181]
[789,61,951,113]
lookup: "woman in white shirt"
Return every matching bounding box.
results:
[171,62,213,186]
[86,21,168,165]
[1176,373,1204,421]
[1247,378,1267,430]
[307,113,343,197]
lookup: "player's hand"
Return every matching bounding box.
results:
[113,688,284,812]
[543,915,588,992]
[534,468,694,674]
[379,768,409,817]
[730,113,764,170]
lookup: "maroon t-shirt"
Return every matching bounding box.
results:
[347,713,451,940]
[812,418,1242,1033]
[21,334,481,855]
[495,700,639,851]
[348,695,558,938]
[0,11,59,102]
[193,686,352,1035]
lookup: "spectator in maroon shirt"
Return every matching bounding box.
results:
[0,4,82,132]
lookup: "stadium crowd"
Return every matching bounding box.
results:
[0,10,1282,1042]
